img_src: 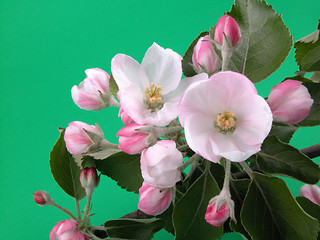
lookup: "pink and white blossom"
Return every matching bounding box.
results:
[71,68,118,111]
[118,107,135,125]
[179,71,272,162]
[50,219,88,240]
[111,42,208,126]
[214,15,241,47]
[299,184,320,205]
[205,200,230,227]
[64,121,103,155]
[140,140,183,189]
[138,182,173,216]
[192,35,221,75]
[268,80,313,124]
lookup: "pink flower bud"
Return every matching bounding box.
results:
[64,121,103,155]
[268,80,313,124]
[141,140,183,189]
[80,168,100,195]
[214,15,241,47]
[192,35,221,75]
[205,200,230,227]
[50,219,88,240]
[33,190,54,206]
[71,68,118,111]
[118,107,135,125]
[299,184,320,205]
[116,124,152,155]
[138,182,173,216]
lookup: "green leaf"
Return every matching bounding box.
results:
[94,152,143,193]
[173,163,223,240]
[157,204,174,235]
[241,173,319,240]
[294,23,320,72]
[109,74,119,101]
[269,122,299,143]
[296,196,320,222]
[257,135,320,184]
[229,179,252,240]
[182,31,209,77]
[104,219,163,240]
[49,129,85,200]
[227,0,292,83]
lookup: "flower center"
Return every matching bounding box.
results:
[215,110,237,133]
[144,82,164,111]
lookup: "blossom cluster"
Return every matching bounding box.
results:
[34,13,317,239]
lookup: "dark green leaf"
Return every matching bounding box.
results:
[49,129,85,200]
[241,173,319,240]
[296,196,320,222]
[109,74,119,101]
[227,0,292,83]
[182,31,209,77]
[104,219,163,240]
[157,204,174,235]
[210,162,225,189]
[173,163,223,240]
[229,179,252,240]
[294,24,320,72]
[257,135,320,184]
[269,122,299,143]
[94,152,143,193]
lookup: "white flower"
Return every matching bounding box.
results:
[179,71,272,162]
[111,42,207,126]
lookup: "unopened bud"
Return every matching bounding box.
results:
[80,167,100,195]
[214,15,241,47]
[33,190,54,206]
[299,184,320,205]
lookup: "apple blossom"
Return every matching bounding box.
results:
[111,42,208,126]
[205,201,230,227]
[118,107,135,125]
[214,15,241,47]
[33,190,54,206]
[299,184,320,205]
[140,140,183,189]
[50,219,88,240]
[71,68,118,111]
[179,71,272,162]
[267,80,313,124]
[80,168,100,196]
[138,182,173,216]
[192,35,221,75]
[64,121,104,155]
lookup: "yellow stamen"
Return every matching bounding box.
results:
[144,82,163,104]
[215,110,236,132]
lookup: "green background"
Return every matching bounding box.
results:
[1,0,319,239]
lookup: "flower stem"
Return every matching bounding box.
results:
[177,144,189,151]
[52,203,77,220]
[91,226,106,231]
[79,194,92,229]
[75,199,81,219]
[162,126,184,135]
[239,161,254,180]
[222,159,232,192]
[179,154,201,172]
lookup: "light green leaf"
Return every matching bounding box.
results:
[109,74,119,101]
[241,173,319,240]
[94,152,143,193]
[49,129,85,200]
[295,23,320,72]
[173,163,223,240]
[104,219,163,240]
[257,135,320,184]
[227,0,292,82]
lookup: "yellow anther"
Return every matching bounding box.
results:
[216,110,236,131]
[144,82,163,104]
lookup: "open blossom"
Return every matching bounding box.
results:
[192,35,221,75]
[111,42,208,126]
[268,80,313,124]
[214,15,241,47]
[64,121,103,155]
[179,71,272,162]
[138,182,173,216]
[71,68,118,111]
[50,219,88,240]
[140,140,183,189]
[299,184,320,205]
